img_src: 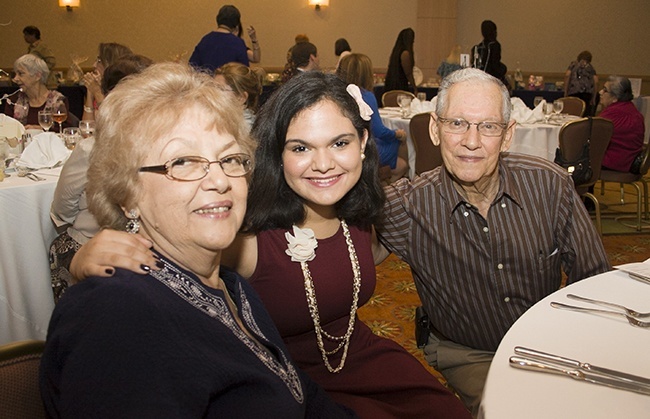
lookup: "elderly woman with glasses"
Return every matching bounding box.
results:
[39,62,354,418]
[4,54,70,129]
[599,75,645,173]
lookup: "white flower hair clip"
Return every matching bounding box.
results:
[285,225,318,263]
[346,84,373,121]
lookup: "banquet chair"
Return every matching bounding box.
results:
[599,146,650,231]
[409,112,443,175]
[382,90,415,107]
[557,117,613,235]
[0,340,46,418]
[557,96,586,117]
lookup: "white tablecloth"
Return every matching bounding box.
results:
[379,108,417,179]
[0,167,60,344]
[480,269,650,419]
[509,123,561,161]
[633,96,650,144]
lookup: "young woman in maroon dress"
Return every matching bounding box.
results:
[69,72,471,418]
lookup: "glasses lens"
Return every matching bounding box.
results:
[221,154,252,177]
[442,118,469,134]
[477,122,505,137]
[169,157,208,181]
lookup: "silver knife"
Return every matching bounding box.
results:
[510,356,650,396]
[514,347,650,387]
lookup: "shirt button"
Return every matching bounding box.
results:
[497,263,504,270]
[465,203,472,208]
[504,297,511,303]
[463,212,469,217]
[483,227,489,233]
[501,203,507,208]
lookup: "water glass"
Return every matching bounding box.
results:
[38,111,53,132]
[78,120,96,138]
[533,96,544,108]
[62,127,81,150]
[397,94,412,118]
[417,92,427,102]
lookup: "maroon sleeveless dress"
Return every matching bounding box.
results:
[249,224,470,419]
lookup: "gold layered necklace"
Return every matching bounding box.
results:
[298,219,361,373]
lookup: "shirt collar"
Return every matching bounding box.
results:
[437,154,523,216]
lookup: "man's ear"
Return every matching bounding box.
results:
[429,112,441,146]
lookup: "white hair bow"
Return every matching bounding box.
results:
[346,84,373,121]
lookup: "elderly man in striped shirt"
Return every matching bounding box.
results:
[376,68,611,417]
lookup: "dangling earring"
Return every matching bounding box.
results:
[125,209,140,234]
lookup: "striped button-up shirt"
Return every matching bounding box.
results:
[376,153,611,351]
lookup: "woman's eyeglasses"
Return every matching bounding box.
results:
[139,154,252,181]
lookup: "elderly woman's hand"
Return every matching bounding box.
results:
[69,229,159,282]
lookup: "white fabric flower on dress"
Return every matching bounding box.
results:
[285,225,318,262]
[346,84,373,121]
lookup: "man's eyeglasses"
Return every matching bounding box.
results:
[139,154,252,181]
[437,117,507,137]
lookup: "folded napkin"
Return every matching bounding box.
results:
[17,132,71,169]
[510,97,545,124]
[409,98,436,115]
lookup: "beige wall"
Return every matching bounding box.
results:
[1,0,648,88]
[0,0,417,72]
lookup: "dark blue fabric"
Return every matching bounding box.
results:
[40,260,354,418]
[361,88,400,168]
[189,32,249,73]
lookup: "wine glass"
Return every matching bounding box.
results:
[543,101,554,124]
[78,120,96,138]
[38,110,53,132]
[553,100,564,117]
[533,96,544,108]
[52,101,68,134]
[397,94,413,118]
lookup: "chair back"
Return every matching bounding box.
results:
[409,112,443,175]
[558,96,586,117]
[382,90,415,107]
[558,117,613,193]
[638,145,650,176]
[0,340,46,418]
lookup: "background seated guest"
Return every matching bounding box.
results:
[337,53,408,182]
[22,25,57,88]
[39,62,354,418]
[81,42,133,121]
[214,62,262,129]
[598,75,645,172]
[49,54,153,302]
[437,45,463,81]
[4,54,71,130]
[280,33,309,83]
[290,41,320,75]
[385,28,417,94]
[375,68,611,416]
[334,37,352,69]
[564,50,598,116]
[189,4,249,73]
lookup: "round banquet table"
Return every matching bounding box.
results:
[509,122,561,162]
[0,167,60,344]
[479,269,650,419]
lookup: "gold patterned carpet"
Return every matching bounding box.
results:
[358,234,650,382]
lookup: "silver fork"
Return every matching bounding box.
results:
[567,294,650,318]
[550,302,650,328]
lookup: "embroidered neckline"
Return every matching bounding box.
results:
[148,256,304,403]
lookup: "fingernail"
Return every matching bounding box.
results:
[105,268,115,276]
[155,260,164,269]
[140,264,151,272]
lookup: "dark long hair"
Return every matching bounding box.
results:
[385,28,415,83]
[245,72,385,233]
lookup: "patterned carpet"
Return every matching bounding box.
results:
[358,234,650,382]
